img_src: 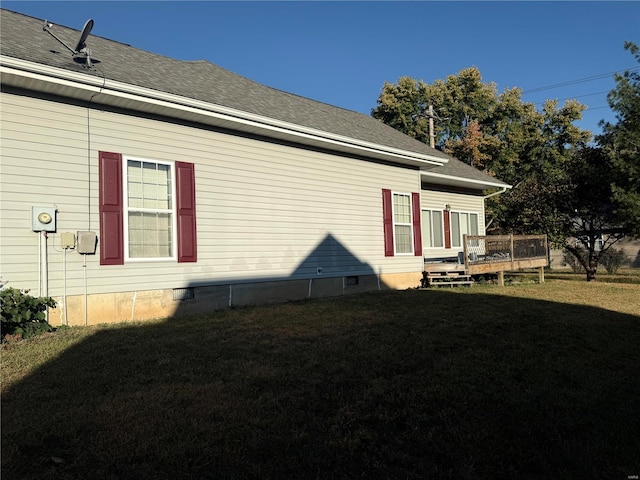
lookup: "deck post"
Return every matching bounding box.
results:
[510,234,515,271]
[497,271,505,286]
[463,234,469,271]
[538,266,545,284]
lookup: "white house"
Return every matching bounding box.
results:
[0,9,509,325]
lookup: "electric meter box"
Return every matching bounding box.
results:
[77,231,97,254]
[32,206,57,232]
[60,232,76,249]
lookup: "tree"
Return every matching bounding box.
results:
[559,147,628,281]
[372,67,500,151]
[372,67,640,281]
[371,76,431,143]
[372,69,592,237]
[496,99,591,240]
[598,41,640,237]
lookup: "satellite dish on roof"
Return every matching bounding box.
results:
[43,18,95,68]
[75,19,94,52]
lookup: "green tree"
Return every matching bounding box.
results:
[372,67,500,151]
[372,68,592,237]
[598,41,640,237]
[559,147,628,281]
[372,76,431,143]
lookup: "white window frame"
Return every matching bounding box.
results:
[422,208,445,249]
[392,191,414,255]
[123,156,178,262]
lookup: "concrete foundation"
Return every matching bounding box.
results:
[51,271,422,326]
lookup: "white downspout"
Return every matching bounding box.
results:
[483,187,509,231]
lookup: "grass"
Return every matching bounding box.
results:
[2,279,640,479]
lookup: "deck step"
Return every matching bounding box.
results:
[423,271,474,288]
[429,280,474,287]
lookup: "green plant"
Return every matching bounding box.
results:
[1,288,56,340]
[599,248,629,274]
[563,248,586,273]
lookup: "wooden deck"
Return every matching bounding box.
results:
[424,234,549,286]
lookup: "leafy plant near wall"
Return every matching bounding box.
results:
[563,248,586,273]
[599,248,630,274]
[0,288,56,340]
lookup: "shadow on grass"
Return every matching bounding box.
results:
[2,289,639,480]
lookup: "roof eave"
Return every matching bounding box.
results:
[420,170,512,190]
[0,56,447,168]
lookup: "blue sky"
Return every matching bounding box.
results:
[4,1,639,136]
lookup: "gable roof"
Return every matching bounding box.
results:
[0,8,508,189]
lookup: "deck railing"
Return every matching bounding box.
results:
[463,234,548,265]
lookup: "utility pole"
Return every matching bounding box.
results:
[428,105,435,148]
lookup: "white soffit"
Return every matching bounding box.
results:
[420,170,511,190]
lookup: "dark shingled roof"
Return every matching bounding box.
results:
[1,8,508,188]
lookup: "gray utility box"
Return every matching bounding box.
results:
[32,206,57,232]
[76,231,97,254]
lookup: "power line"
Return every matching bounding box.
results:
[522,67,640,94]
[532,90,610,106]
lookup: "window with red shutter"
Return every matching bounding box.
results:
[383,189,422,256]
[98,152,197,264]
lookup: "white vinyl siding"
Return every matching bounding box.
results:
[0,92,423,297]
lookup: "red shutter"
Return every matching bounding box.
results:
[382,189,394,256]
[99,151,124,265]
[443,209,452,249]
[412,192,422,256]
[175,161,197,263]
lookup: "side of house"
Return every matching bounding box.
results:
[1,88,429,324]
[0,9,509,325]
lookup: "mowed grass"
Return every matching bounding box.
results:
[2,278,639,479]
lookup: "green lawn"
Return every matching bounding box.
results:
[2,279,639,479]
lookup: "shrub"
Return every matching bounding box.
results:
[1,288,56,340]
[562,248,586,273]
[599,248,629,274]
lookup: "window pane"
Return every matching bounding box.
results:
[395,225,412,254]
[459,213,469,248]
[393,194,411,223]
[460,213,469,237]
[128,212,173,258]
[422,210,432,248]
[432,211,443,248]
[126,159,175,260]
[128,161,172,210]
[469,214,479,235]
[451,212,461,248]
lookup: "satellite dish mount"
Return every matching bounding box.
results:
[43,18,95,68]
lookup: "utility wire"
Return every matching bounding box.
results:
[532,90,610,106]
[522,67,640,94]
